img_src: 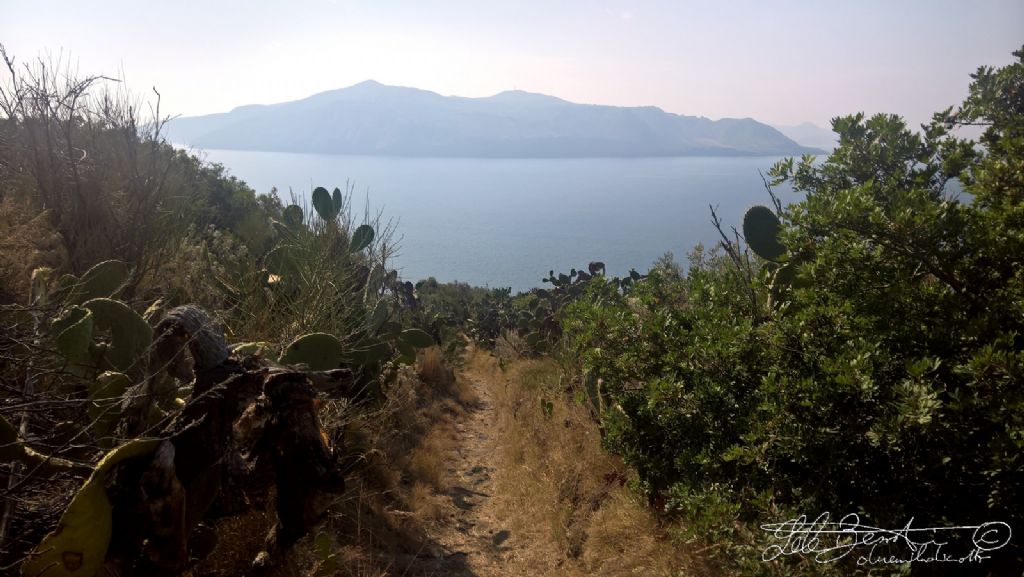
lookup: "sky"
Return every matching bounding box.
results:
[2,1,1022,128]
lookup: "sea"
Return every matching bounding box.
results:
[195,149,800,292]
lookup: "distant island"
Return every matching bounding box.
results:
[771,122,838,151]
[166,80,824,158]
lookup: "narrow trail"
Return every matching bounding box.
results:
[415,360,523,577]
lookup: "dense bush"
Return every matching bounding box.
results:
[560,48,1024,575]
[0,47,280,304]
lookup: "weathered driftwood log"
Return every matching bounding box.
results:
[89,306,358,576]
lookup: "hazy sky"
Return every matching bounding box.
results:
[2,1,1022,127]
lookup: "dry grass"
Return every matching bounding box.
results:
[418,345,478,406]
[184,511,274,577]
[408,482,445,522]
[478,351,713,577]
[0,196,67,303]
[265,347,478,576]
[408,427,456,491]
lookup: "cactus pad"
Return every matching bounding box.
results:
[367,300,389,333]
[742,205,787,261]
[350,224,375,252]
[283,204,304,228]
[53,306,95,369]
[89,372,132,442]
[83,298,153,373]
[281,333,344,370]
[398,328,434,349]
[349,337,391,365]
[21,439,159,577]
[312,186,341,222]
[65,260,129,305]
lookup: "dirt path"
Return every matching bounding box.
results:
[415,360,522,577]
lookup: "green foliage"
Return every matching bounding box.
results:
[82,298,153,373]
[398,328,434,349]
[312,530,340,576]
[311,186,342,222]
[62,260,129,305]
[280,333,345,370]
[560,48,1024,575]
[467,286,515,348]
[350,224,375,252]
[50,296,152,377]
[0,415,82,473]
[282,204,304,228]
[53,306,95,370]
[539,397,554,418]
[0,53,428,571]
[367,299,389,333]
[89,372,131,446]
[348,337,392,365]
[741,206,786,261]
[582,370,604,421]
[21,439,160,577]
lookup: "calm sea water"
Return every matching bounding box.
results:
[196,149,797,292]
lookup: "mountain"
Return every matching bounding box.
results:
[166,81,822,157]
[771,122,838,151]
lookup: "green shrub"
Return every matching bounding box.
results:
[560,48,1024,575]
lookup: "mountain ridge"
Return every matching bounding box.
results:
[166,82,823,157]
[771,121,838,151]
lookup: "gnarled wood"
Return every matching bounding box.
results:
[93,306,356,576]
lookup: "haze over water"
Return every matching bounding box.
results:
[199,149,796,292]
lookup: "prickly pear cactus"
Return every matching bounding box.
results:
[366,300,389,333]
[264,245,299,278]
[395,339,416,365]
[398,328,433,349]
[280,333,344,370]
[89,372,132,445]
[272,219,296,240]
[282,204,304,229]
[350,224,375,253]
[363,264,385,303]
[53,306,95,371]
[30,267,54,306]
[231,341,274,358]
[742,205,787,262]
[82,298,153,373]
[312,186,343,222]
[524,332,543,350]
[332,187,343,213]
[348,337,391,365]
[64,260,129,305]
[21,439,159,577]
[1,415,81,472]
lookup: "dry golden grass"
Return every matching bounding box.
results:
[278,348,488,576]
[416,346,449,385]
[418,345,478,406]
[478,351,713,577]
[0,196,67,303]
[408,481,445,522]
[408,427,456,492]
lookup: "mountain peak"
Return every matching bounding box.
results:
[340,79,393,94]
[353,79,383,88]
[492,89,550,98]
